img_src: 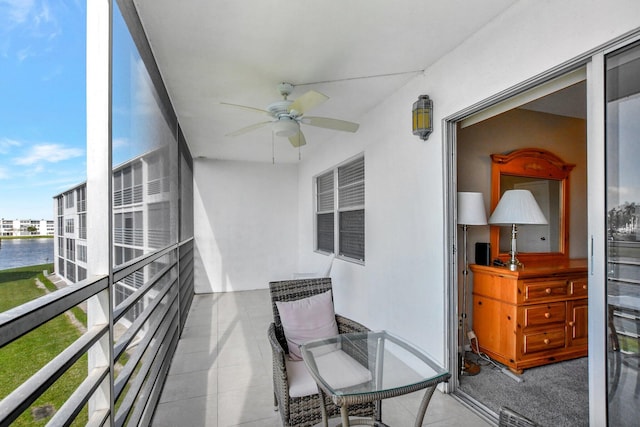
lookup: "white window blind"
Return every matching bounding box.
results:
[315,156,365,261]
[316,171,334,253]
[338,157,364,261]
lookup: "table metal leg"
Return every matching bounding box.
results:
[340,405,351,427]
[414,385,436,427]
[318,389,329,427]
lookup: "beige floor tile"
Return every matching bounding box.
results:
[159,369,218,403]
[168,349,218,375]
[217,360,271,392]
[153,290,489,427]
[154,395,218,427]
[217,384,279,427]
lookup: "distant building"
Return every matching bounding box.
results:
[53,147,174,322]
[0,218,54,236]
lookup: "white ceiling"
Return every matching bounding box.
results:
[133,0,519,163]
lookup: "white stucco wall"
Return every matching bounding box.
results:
[193,159,298,292]
[190,0,640,365]
[296,0,640,362]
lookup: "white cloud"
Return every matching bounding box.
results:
[1,0,61,60]
[33,0,50,26]
[17,46,32,61]
[0,137,21,154]
[14,143,84,165]
[112,137,130,150]
[1,0,36,26]
[0,166,8,179]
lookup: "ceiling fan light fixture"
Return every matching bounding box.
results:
[273,117,299,137]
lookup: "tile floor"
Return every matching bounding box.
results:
[152,290,491,427]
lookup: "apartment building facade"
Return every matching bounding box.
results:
[0,218,55,236]
[53,147,175,321]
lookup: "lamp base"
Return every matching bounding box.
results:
[507,261,520,271]
[461,359,481,376]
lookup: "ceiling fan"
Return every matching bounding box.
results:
[222,82,359,147]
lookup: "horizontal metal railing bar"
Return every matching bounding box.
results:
[608,277,640,285]
[114,286,177,399]
[179,243,193,260]
[137,322,181,426]
[139,325,179,426]
[179,259,190,277]
[0,275,108,348]
[179,245,193,260]
[47,366,110,427]
[179,288,191,312]
[609,259,640,266]
[113,274,177,361]
[113,243,175,283]
[0,323,107,426]
[112,261,175,323]
[114,306,179,427]
[179,264,193,285]
[179,274,193,303]
[127,317,180,426]
[85,408,109,427]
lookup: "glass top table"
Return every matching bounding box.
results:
[300,330,450,427]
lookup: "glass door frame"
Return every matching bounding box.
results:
[444,30,640,426]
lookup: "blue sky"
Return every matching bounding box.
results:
[0,0,86,220]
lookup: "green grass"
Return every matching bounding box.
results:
[0,264,88,426]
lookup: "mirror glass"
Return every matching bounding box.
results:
[490,148,574,263]
[497,176,562,253]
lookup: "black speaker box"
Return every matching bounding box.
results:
[475,242,490,266]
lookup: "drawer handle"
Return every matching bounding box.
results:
[544,338,550,345]
[569,321,575,327]
[545,288,552,294]
[544,312,551,319]
[583,284,587,290]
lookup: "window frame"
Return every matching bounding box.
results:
[314,154,365,264]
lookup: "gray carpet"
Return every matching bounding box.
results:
[459,354,588,427]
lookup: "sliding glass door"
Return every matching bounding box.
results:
[605,41,640,426]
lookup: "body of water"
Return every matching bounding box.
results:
[0,238,54,270]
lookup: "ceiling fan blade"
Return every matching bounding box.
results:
[288,90,328,115]
[303,116,360,133]
[226,121,271,137]
[288,130,307,147]
[220,102,270,115]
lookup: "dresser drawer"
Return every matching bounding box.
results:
[570,278,588,297]
[523,303,566,327]
[523,328,565,355]
[523,280,569,302]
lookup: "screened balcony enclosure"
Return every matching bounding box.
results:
[2,0,640,426]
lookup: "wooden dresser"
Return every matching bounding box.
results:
[470,259,588,374]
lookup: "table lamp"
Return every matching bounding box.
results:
[457,192,487,376]
[488,189,547,271]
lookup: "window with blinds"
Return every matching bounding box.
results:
[316,171,334,253]
[315,156,364,262]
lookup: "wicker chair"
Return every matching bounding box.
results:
[268,278,375,427]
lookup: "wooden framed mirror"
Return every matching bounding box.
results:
[490,148,575,265]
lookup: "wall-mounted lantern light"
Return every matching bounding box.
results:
[412,95,433,140]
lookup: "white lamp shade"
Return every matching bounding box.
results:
[488,189,548,225]
[457,192,488,225]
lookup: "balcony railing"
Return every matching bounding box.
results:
[0,238,194,426]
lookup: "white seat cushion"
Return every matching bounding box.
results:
[287,350,372,398]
